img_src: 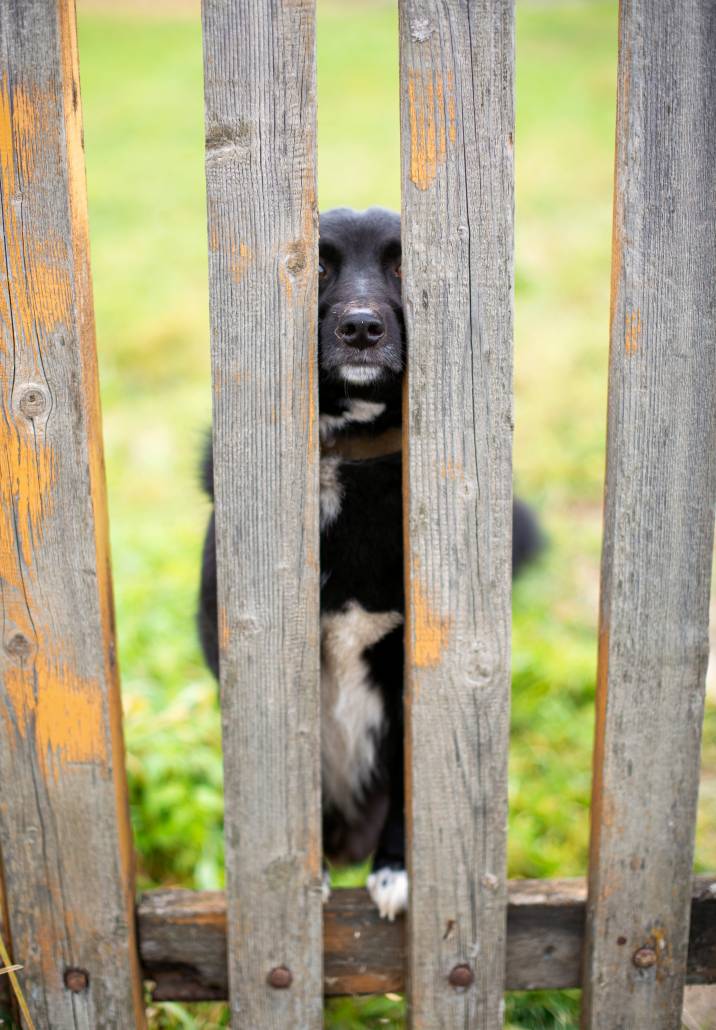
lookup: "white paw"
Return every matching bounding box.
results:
[367,867,408,921]
[322,870,331,904]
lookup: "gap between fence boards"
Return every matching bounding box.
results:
[137,876,716,1000]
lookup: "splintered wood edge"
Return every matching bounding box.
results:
[137,878,716,999]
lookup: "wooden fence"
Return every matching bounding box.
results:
[0,0,714,1027]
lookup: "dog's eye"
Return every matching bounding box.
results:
[318,261,328,280]
[394,263,401,278]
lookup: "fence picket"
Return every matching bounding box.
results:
[201,0,322,1025]
[399,0,515,1024]
[0,2,145,1026]
[582,2,716,1025]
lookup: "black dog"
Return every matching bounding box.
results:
[198,207,541,920]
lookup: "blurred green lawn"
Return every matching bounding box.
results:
[74,1,715,1027]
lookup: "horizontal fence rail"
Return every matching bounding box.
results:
[583,1,716,1026]
[399,0,515,1023]
[137,879,716,1001]
[0,1,144,1026]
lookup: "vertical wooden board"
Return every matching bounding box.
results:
[0,2,144,1028]
[201,0,322,1026]
[582,2,716,1027]
[0,876,10,1015]
[399,1,514,1025]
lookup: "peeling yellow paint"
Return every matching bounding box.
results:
[230,241,251,284]
[219,609,230,652]
[407,70,455,190]
[4,634,107,781]
[0,76,73,356]
[0,426,56,569]
[439,459,463,481]
[411,573,452,668]
[624,309,642,354]
[278,254,293,304]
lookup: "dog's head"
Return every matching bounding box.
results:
[318,208,403,401]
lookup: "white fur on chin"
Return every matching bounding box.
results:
[367,867,408,921]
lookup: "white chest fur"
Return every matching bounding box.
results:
[321,603,403,820]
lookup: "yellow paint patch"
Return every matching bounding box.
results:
[411,574,452,668]
[0,76,73,354]
[624,309,642,354]
[0,427,56,569]
[219,609,230,652]
[37,662,106,781]
[407,70,455,190]
[277,254,293,304]
[230,241,252,284]
[439,459,463,480]
[4,636,107,782]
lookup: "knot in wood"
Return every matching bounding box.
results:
[64,967,89,993]
[5,632,32,661]
[448,963,474,988]
[267,965,292,989]
[18,385,48,418]
[632,947,657,969]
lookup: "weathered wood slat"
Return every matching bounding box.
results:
[398,0,515,1024]
[582,2,716,1027]
[201,0,322,1025]
[0,882,9,1014]
[0,894,11,1013]
[0,2,145,1027]
[137,879,716,1000]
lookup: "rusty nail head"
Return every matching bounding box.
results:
[267,966,292,989]
[632,947,657,969]
[64,968,89,993]
[448,963,474,988]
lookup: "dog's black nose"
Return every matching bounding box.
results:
[335,307,385,349]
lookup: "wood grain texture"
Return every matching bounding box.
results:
[398,1,514,1025]
[582,2,716,1027]
[201,0,322,1025]
[0,877,10,1014]
[0,2,144,1027]
[137,879,716,1000]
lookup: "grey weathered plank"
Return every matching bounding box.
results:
[398,0,515,1025]
[0,2,145,1027]
[0,883,9,1016]
[201,0,322,1025]
[0,885,14,1020]
[135,879,716,1000]
[582,2,716,1027]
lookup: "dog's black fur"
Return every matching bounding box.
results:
[199,208,541,917]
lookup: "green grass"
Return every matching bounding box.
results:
[73,1,716,1026]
